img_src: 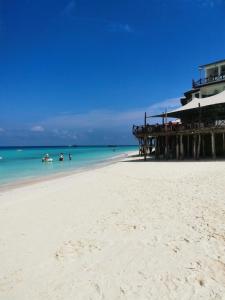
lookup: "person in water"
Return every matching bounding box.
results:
[59,153,64,161]
[69,153,72,160]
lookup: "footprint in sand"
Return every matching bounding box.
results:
[0,269,23,292]
[55,239,103,260]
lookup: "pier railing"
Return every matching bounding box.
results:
[133,121,225,136]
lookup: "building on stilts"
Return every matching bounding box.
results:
[133,59,225,160]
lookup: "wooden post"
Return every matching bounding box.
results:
[157,136,161,159]
[149,137,151,155]
[197,134,201,160]
[223,133,225,156]
[211,132,216,159]
[198,103,201,128]
[144,112,147,161]
[138,139,141,156]
[193,135,196,159]
[151,137,154,154]
[176,135,179,160]
[187,135,190,157]
[202,135,205,158]
[164,110,168,159]
[158,136,161,158]
[180,135,184,159]
[155,137,158,159]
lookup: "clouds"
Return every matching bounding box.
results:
[183,0,224,7]
[40,96,179,144]
[61,1,133,34]
[30,125,45,132]
[41,97,179,130]
[0,97,180,145]
[197,0,223,7]
[158,0,224,8]
[147,97,180,115]
[5,97,180,133]
[43,109,139,130]
[108,23,133,33]
[62,0,77,16]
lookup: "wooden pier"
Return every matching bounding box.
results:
[133,122,225,160]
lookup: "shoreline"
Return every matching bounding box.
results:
[0,151,136,193]
[2,151,225,193]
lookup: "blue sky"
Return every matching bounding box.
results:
[1,0,225,145]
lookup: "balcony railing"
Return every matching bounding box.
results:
[192,73,225,88]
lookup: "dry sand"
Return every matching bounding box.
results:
[0,153,225,299]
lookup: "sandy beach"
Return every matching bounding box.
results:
[0,153,225,300]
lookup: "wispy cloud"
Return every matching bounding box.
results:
[108,23,133,33]
[62,0,77,16]
[147,97,180,115]
[192,0,223,7]
[0,127,5,133]
[61,2,133,34]
[30,125,45,132]
[42,97,180,131]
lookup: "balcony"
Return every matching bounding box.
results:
[192,73,225,88]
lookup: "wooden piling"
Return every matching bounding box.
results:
[197,134,201,160]
[187,135,190,157]
[144,112,147,161]
[176,135,179,160]
[180,135,184,159]
[211,132,216,159]
[202,135,205,158]
[164,111,168,159]
[223,133,225,156]
[193,135,196,159]
[156,137,158,158]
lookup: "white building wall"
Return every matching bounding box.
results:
[200,83,225,97]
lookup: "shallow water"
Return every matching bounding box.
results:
[0,146,137,185]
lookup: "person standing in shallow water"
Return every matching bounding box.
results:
[69,153,72,160]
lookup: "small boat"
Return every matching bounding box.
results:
[42,157,53,162]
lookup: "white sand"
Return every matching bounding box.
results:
[0,153,225,300]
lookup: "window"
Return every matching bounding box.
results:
[195,93,199,98]
[207,67,219,79]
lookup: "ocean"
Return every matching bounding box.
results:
[0,146,137,186]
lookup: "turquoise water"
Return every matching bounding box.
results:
[0,146,137,186]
